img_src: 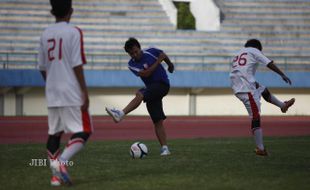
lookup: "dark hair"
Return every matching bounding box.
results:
[124,37,141,52]
[50,0,72,18]
[244,39,262,51]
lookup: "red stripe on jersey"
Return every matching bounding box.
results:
[248,92,260,120]
[82,110,92,133]
[75,26,87,64]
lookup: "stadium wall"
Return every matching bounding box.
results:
[159,0,220,31]
[1,70,309,116]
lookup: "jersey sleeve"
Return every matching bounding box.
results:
[37,36,46,71]
[253,49,272,66]
[71,27,87,68]
[145,47,163,58]
[128,60,141,77]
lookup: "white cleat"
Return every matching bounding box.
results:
[160,147,171,156]
[50,160,72,186]
[105,107,124,123]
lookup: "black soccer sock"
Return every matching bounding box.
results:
[47,133,62,159]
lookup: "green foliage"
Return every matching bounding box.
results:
[1,137,310,190]
[174,2,196,30]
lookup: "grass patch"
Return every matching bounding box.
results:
[1,136,310,190]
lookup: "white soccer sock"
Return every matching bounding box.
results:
[59,138,84,164]
[269,94,285,108]
[47,149,60,161]
[47,149,61,176]
[253,128,264,150]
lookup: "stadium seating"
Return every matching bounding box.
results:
[0,0,310,71]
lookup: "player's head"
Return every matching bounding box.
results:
[124,38,142,61]
[244,39,263,51]
[50,0,73,19]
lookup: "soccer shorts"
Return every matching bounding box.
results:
[235,85,265,119]
[48,106,93,135]
[139,82,170,124]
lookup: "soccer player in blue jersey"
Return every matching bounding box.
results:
[106,37,174,156]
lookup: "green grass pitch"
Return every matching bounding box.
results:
[1,136,310,190]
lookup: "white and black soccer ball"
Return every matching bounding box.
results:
[130,142,148,159]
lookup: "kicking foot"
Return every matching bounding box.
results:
[105,107,124,123]
[50,176,61,186]
[254,147,268,156]
[160,147,171,156]
[281,98,295,113]
[50,160,72,186]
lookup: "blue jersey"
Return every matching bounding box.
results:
[128,48,169,87]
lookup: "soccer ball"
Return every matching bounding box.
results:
[130,142,148,159]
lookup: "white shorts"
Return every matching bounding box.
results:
[48,106,93,135]
[235,85,265,119]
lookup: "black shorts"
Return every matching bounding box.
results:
[139,82,170,124]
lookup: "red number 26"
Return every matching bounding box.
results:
[232,52,247,68]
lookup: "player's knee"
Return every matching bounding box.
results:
[135,91,144,100]
[70,132,91,142]
[51,131,63,137]
[47,132,62,142]
[154,119,163,126]
[262,88,271,102]
[47,134,62,153]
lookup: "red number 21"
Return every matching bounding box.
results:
[47,38,62,61]
[232,53,247,68]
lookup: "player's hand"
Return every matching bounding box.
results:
[168,64,174,73]
[282,75,292,85]
[158,53,166,62]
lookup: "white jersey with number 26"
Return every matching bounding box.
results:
[38,22,86,107]
[229,47,272,94]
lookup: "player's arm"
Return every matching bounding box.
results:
[163,52,174,73]
[138,52,166,78]
[38,36,47,82]
[267,61,292,85]
[73,65,89,111]
[40,71,46,81]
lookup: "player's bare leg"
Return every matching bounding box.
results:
[123,91,143,114]
[154,120,167,146]
[262,88,295,113]
[154,120,170,156]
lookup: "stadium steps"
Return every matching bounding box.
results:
[1,0,310,70]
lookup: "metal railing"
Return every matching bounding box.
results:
[1,51,310,72]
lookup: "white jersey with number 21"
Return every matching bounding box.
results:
[38,22,86,107]
[229,47,272,94]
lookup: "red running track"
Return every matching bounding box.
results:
[0,116,310,144]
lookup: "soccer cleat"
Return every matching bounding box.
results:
[50,160,72,186]
[59,164,72,186]
[105,107,124,123]
[50,176,61,186]
[160,147,171,156]
[281,98,295,113]
[254,147,268,156]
